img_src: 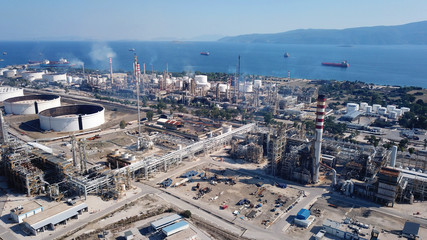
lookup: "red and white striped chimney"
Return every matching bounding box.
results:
[313,94,326,183]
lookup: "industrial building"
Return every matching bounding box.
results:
[4,94,61,115]
[322,219,368,240]
[294,208,315,228]
[38,104,105,132]
[151,214,182,231]
[10,201,43,223]
[22,202,88,235]
[162,220,189,237]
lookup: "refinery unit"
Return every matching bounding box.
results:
[0,55,426,239]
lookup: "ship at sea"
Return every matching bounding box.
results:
[321,60,349,68]
[200,52,210,56]
[29,58,74,68]
[284,52,290,58]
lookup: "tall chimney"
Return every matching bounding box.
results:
[313,94,326,183]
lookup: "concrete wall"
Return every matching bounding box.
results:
[5,97,60,115]
[39,108,104,132]
[0,87,23,102]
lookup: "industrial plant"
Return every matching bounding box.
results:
[0,53,425,240]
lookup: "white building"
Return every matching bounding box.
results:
[10,201,43,223]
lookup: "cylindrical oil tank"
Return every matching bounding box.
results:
[4,94,61,115]
[3,70,17,78]
[245,83,253,93]
[22,71,45,81]
[346,103,359,113]
[38,104,105,132]
[378,107,387,115]
[152,78,159,84]
[254,80,262,89]
[195,75,208,84]
[359,102,368,111]
[218,84,228,93]
[387,105,396,113]
[394,109,402,117]
[372,104,381,113]
[365,106,372,113]
[0,86,24,101]
[389,111,398,119]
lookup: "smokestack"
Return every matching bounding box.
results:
[390,145,398,167]
[109,57,113,84]
[313,94,326,183]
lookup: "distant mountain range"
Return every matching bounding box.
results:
[219,21,427,45]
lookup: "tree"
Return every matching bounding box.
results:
[146,110,154,121]
[398,138,409,152]
[181,210,192,218]
[365,135,380,147]
[408,147,415,155]
[119,120,126,129]
[264,112,274,125]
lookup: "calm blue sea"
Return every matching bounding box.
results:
[0,41,426,88]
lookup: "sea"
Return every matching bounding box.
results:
[0,41,426,88]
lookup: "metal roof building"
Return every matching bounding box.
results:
[22,202,88,235]
[151,214,182,231]
[162,221,189,237]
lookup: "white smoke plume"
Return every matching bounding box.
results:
[89,43,116,63]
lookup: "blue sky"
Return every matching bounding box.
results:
[1,0,426,41]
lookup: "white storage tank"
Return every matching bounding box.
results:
[378,107,387,115]
[0,86,24,101]
[389,111,398,119]
[387,105,396,113]
[195,75,208,84]
[218,84,228,93]
[365,106,372,113]
[0,68,8,75]
[372,104,381,113]
[38,104,105,132]
[245,83,253,93]
[401,107,410,114]
[3,70,17,78]
[254,79,262,89]
[165,78,172,85]
[42,73,67,83]
[152,78,159,84]
[346,103,359,113]
[22,71,45,81]
[359,102,368,111]
[394,109,402,117]
[222,124,232,134]
[4,94,61,115]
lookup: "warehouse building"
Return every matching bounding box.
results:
[10,201,43,223]
[22,202,88,235]
[151,214,182,231]
[162,220,189,237]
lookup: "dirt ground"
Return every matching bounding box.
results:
[163,163,302,228]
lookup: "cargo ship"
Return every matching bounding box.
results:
[284,52,290,58]
[36,58,74,68]
[200,52,210,56]
[321,60,349,68]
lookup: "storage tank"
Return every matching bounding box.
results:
[387,105,396,113]
[42,73,67,82]
[152,78,159,84]
[3,70,17,78]
[346,103,359,113]
[175,79,183,88]
[401,107,410,114]
[165,78,172,85]
[195,75,208,84]
[372,104,381,113]
[222,124,232,134]
[67,76,73,84]
[0,68,8,75]
[378,107,387,115]
[254,80,262,89]
[238,83,245,92]
[4,94,61,115]
[394,109,402,117]
[365,106,372,113]
[359,102,368,111]
[218,84,228,93]
[245,83,253,93]
[0,86,24,101]
[389,111,398,119]
[22,71,45,81]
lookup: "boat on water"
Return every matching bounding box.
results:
[200,52,210,56]
[129,48,135,52]
[32,58,74,68]
[284,52,290,58]
[2,52,6,55]
[321,60,349,68]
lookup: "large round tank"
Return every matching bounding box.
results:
[152,78,159,84]
[0,86,24,101]
[346,103,359,113]
[359,102,368,111]
[387,105,396,113]
[222,124,232,134]
[394,109,402,117]
[3,70,17,78]
[401,107,410,114]
[42,73,67,82]
[372,104,381,113]
[4,94,61,115]
[378,107,387,115]
[218,84,228,93]
[254,80,262,89]
[38,104,105,132]
[245,83,253,93]
[195,75,208,84]
[22,71,45,81]
[389,111,398,119]
[365,106,372,113]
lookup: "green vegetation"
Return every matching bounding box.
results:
[119,120,126,129]
[180,210,192,218]
[193,106,238,121]
[146,110,154,121]
[365,135,381,147]
[324,116,346,136]
[264,111,274,125]
[94,93,135,106]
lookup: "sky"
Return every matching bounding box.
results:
[1,0,426,41]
